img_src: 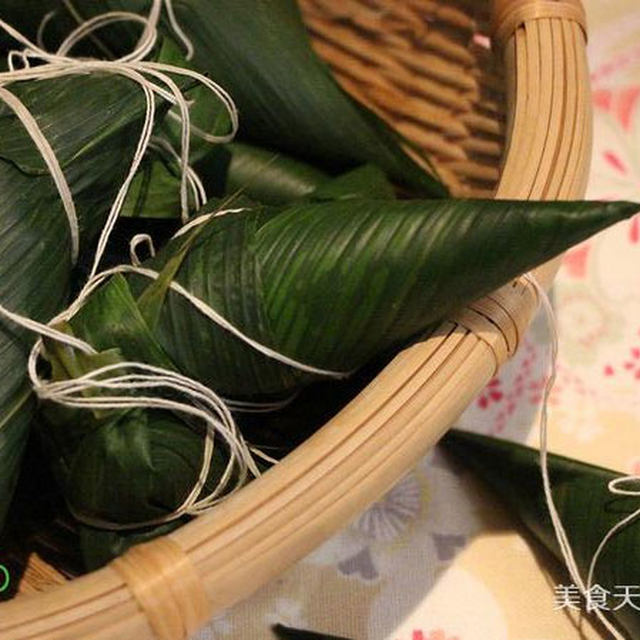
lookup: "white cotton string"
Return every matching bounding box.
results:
[55,12,152,59]
[60,1,116,60]
[167,109,234,146]
[586,477,640,608]
[144,61,238,143]
[250,447,281,466]
[55,262,349,380]
[0,302,95,355]
[225,392,300,414]
[7,49,29,72]
[161,0,195,60]
[1,18,65,66]
[130,234,157,267]
[36,11,57,50]
[86,68,156,280]
[125,65,191,225]
[60,0,196,61]
[58,3,160,63]
[171,207,246,238]
[524,273,629,640]
[0,86,79,263]
[61,3,228,146]
[0,6,246,528]
[0,12,238,270]
[0,4,347,531]
[27,360,260,529]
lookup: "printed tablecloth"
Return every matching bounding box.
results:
[193,2,640,638]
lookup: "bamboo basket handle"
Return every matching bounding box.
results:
[494,0,591,288]
[0,2,592,639]
[493,0,587,45]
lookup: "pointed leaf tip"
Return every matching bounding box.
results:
[443,429,640,639]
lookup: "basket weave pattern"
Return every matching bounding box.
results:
[300,0,506,197]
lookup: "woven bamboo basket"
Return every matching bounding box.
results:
[0,0,591,638]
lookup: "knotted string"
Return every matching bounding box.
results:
[0,3,344,530]
[525,273,635,640]
[0,5,238,265]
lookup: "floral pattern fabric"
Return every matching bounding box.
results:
[192,2,640,638]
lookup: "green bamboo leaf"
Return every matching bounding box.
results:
[38,198,637,561]
[121,142,326,215]
[202,143,331,206]
[49,275,176,375]
[128,199,638,398]
[166,0,447,196]
[309,164,395,202]
[0,387,34,530]
[0,159,71,529]
[12,0,446,196]
[66,409,224,523]
[124,140,394,215]
[207,148,396,205]
[121,149,189,219]
[39,275,238,540]
[443,429,640,639]
[0,74,152,174]
[155,35,233,160]
[0,73,155,532]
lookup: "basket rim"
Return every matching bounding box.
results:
[0,2,593,639]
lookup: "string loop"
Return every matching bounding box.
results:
[0,2,342,531]
[525,272,633,640]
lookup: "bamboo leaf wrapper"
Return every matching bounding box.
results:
[0,73,152,530]
[38,198,638,562]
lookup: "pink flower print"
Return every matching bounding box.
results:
[615,86,640,130]
[591,49,640,87]
[593,88,612,112]
[476,377,503,410]
[589,85,640,202]
[552,362,590,400]
[528,376,547,406]
[460,336,558,437]
[589,8,640,88]
[603,149,628,175]
[620,344,640,380]
[400,631,459,640]
[630,216,640,244]
[491,342,541,433]
[600,340,640,383]
[562,243,591,279]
